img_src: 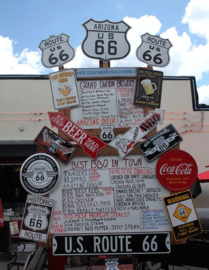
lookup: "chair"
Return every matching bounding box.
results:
[7,251,35,270]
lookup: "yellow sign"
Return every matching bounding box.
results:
[173,203,191,222]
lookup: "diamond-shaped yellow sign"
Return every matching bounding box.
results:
[173,203,191,222]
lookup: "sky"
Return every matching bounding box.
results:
[0,0,209,104]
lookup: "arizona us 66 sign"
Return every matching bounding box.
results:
[39,33,75,68]
[82,19,131,62]
[136,33,172,67]
[19,195,54,243]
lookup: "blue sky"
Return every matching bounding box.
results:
[0,0,209,102]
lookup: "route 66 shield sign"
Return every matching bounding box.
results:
[136,33,172,67]
[24,205,49,231]
[100,125,115,142]
[82,19,131,62]
[39,33,75,68]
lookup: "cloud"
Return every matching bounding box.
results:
[198,85,209,105]
[0,36,46,74]
[182,0,209,40]
[116,4,123,9]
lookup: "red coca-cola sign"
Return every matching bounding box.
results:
[156,149,198,191]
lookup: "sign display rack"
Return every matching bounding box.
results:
[35,27,188,268]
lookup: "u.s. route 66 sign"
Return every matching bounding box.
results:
[136,33,172,67]
[39,33,75,68]
[82,19,131,62]
[19,195,54,243]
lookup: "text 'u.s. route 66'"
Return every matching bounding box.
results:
[52,233,170,255]
[108,111,165,158]
[48,112,107,160]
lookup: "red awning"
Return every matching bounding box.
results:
[198,171,209,182]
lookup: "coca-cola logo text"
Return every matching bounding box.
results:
[159,163,193,176]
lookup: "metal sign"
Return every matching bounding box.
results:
[19,195,54,243]
[34,126,77,165]
[108,110,165,159]
[82,19,131,62]
[90,256,134,270]
[138,124,183,162]
[39,33,75,68]
[163,190,202,241]
[52,232,170,255]
[134,68,163,108]
[156,149,198,192]
[48,112,107,160]
[100,125,115,142]
[20,153,60,195]
[49,69,80,110]
[136,33,172,67]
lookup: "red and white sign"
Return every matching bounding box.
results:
[108,110,165,158]
[48,112,107,160]
[156,149,198,191]
[0,199,4,227]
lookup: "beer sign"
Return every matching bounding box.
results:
[82,19,131,62]
[48,112,107,160]
[136,33,172,67]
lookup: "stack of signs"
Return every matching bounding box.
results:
[163,190,202,241]
[33,126,77,165]
[19,195,54,243]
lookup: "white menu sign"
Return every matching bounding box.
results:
[49,155,171,234]
[72,68,143,129]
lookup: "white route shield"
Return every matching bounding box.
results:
[82,19,131,62]
[39,33,75,68]
[136,33,172,67]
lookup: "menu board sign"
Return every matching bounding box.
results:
[49,155,170,234]
[72,68,143,129]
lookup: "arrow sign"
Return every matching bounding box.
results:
[108,110,165,159]
[48,112,107,160]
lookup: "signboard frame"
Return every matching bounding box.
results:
[52,232,171,255]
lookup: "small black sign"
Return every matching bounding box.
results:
[52,232,170,255]
[134,68,163,108]
[138,124,183,162]
[34,126,77,165]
